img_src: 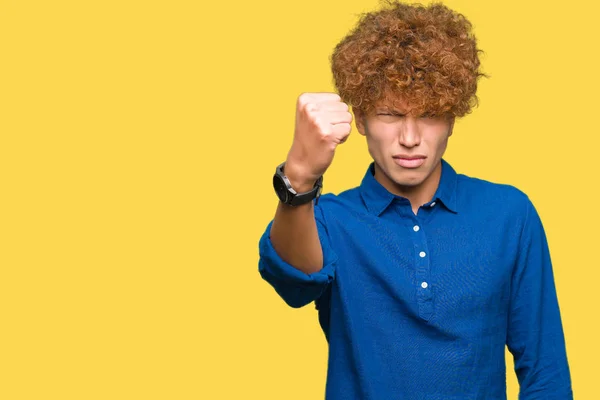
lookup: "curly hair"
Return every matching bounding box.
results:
[330,0,489,119]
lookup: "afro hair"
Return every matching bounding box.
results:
[330,0,489,119]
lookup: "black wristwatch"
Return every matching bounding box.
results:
[273,162,323,206]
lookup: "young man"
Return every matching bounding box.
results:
[258,1,573,399]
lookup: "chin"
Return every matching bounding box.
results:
[395,177,423,187]
[388,170,424,187]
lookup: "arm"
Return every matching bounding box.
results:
[506,198,573,399]
[258,92,351,308]
[269,163,323,275]
[258,196,337,309]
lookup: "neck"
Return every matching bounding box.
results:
[374,161,442,215]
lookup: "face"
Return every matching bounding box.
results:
[354,98,455,198]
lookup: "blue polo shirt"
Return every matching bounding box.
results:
[258,159,573,399]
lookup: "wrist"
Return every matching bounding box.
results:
[283,161,319,193]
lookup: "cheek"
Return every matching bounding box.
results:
[367,127,395,147]
[365,136,379,155]
[367,132,391,149]
[433,136,450,157]
[440,135,450,150]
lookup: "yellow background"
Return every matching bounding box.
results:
[1,0,597,398]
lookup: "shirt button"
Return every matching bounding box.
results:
[421,282,428,288]
[430,202,436,207]
[413,225,420,232]
[419,251,426,258]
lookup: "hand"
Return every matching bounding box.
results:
[285,92,353,189]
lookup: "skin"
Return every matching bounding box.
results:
[354,98,456,215]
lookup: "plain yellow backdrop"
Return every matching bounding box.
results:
[1,0,598,398]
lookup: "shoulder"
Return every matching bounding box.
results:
[313,185,365,220]
[456,172,534,220]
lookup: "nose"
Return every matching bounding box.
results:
[398,117,421,148]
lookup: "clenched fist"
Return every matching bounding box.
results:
[285,92,353,191]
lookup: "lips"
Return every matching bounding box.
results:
[392,155,426,169]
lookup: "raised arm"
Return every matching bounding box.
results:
[258,92,352,308]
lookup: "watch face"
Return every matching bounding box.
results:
[273,175,289,203]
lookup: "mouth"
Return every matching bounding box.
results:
[392,155,426,169]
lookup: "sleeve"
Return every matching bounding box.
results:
[257,204,338,308]
[506,197,574,399]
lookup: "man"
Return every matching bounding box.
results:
[258,1,573,399]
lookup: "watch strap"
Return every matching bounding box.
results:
[276,162,323,206]
[289,177,322,206]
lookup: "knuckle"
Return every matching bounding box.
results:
[298,93,314,108]
[304,102,318,113]
[298,92,310,103]
[320,124,332,136]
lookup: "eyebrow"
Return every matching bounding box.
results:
[377,109,407,114]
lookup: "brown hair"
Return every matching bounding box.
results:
[330,0,489,119]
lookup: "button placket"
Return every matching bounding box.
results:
[411,218,433,320]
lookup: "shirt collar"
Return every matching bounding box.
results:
[359,158,458,216]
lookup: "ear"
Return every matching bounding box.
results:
[353,108,367,136]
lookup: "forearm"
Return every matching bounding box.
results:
[270,198,323,275]
[269,160,324,274]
